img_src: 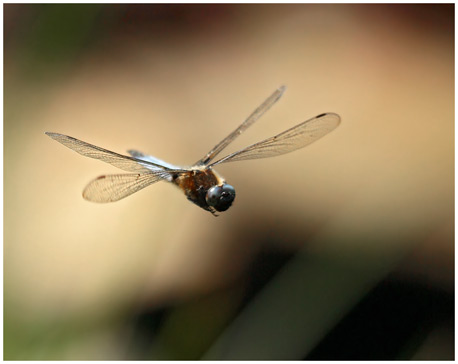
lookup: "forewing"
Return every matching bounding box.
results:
[46,132,168,173]
[82,172,171,203]
[210,113,340,166]
[196,86,286,166]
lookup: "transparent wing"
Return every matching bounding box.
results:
[196,86,286,166]
[82,172,172,203]
[45,132,178,173]
[210,113,341,166]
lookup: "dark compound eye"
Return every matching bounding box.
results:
[206,184,236,212]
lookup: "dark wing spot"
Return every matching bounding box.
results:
[96,175,106,180]
[316,113,327,118]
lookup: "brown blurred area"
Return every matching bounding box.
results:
[4,4,454,360]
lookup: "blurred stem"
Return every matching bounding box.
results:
[203,238,411,360]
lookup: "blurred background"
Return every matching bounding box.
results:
[4,4,454,360]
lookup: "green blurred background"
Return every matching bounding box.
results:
[4,4,454,360]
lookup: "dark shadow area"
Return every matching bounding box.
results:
[305,277,454,360]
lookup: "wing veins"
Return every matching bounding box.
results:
[45,132,185,173]
[209,112,341,166]
[196,86,286,166]
[83,171,184,203]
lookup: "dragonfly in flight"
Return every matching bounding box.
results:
[46,86,340,215]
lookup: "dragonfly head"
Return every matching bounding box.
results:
[206,184,236,212]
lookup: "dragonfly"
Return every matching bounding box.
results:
[46,86,340,215]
